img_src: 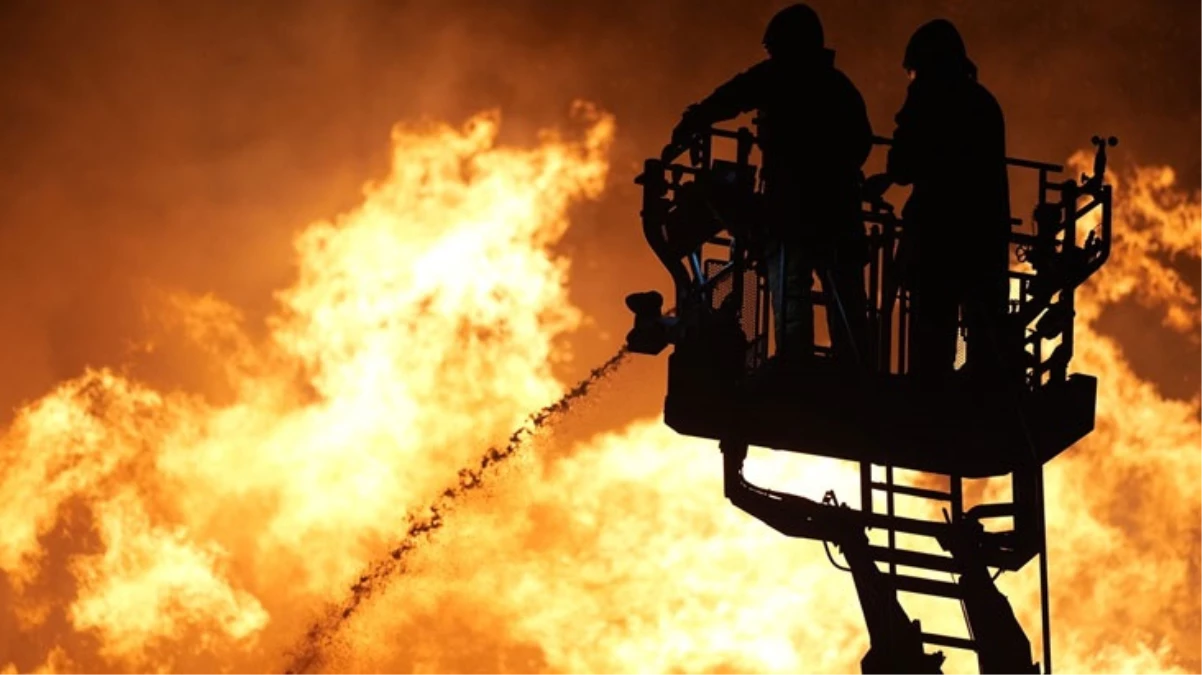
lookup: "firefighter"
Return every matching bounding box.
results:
[864,19,1015,387]
[669,3,874,372]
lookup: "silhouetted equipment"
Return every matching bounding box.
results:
[625,122,1116,674]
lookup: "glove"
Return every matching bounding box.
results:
[662,111,703,162]
[670,105,707,148]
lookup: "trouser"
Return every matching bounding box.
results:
[907,270,959,384]
[908,264,1014,387]
[766,241,869,370]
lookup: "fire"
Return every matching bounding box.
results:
[0,102,1196,674]
[0,103,614,672]
[305,150,1200,674]
[1026,155,1201,672]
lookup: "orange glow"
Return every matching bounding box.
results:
[0,106,1197,675]
[0,103,614,672]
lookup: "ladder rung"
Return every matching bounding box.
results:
[860,512,946,538]
[922,632,977,651]
[966,502,1014,519]
[870,481,954,501]
[892,574,962,599]
[867,545,958,573]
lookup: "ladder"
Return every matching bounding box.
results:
[856,461,1051,673]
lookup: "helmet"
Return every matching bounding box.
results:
[902,19,977,78]
[762,4,824,59]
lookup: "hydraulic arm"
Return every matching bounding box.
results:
[722,441,1046,674]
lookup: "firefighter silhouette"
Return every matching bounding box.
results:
[669,3,874,371]
[864,19,1015,386]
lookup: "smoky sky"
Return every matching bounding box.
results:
[0,0,1197,423]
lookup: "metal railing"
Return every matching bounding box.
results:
[638,127,1114,391]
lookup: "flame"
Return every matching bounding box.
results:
[0,103,1196,674]
[1020,154,1201,672]
[0,103,614,672]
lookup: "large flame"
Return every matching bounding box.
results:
[0,103,613,672]
[0,105,1197,675]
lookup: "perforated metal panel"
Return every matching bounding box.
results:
[705,260,760,344]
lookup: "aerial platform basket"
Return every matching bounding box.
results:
[628,126,1114,480]
[624,121,1117,674]
[664,351,1096,479]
